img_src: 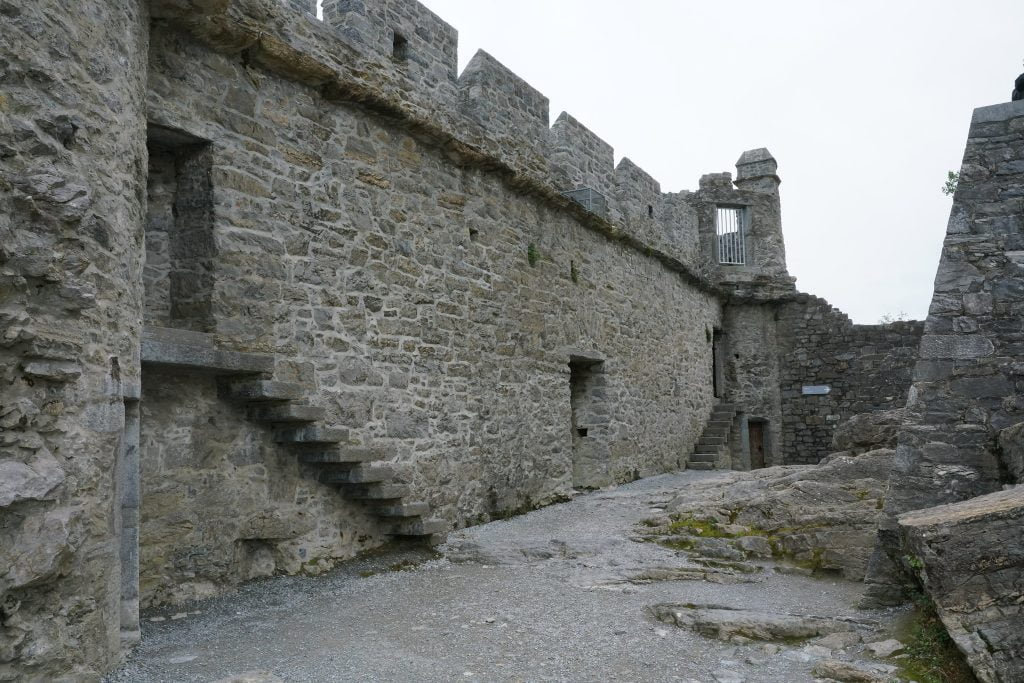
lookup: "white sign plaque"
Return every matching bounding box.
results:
[802,385,831,395]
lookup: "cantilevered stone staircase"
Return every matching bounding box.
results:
[687,401,737,470]
[141,326,447,543]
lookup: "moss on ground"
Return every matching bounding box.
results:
[895,594,977,683]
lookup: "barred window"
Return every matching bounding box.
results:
[716,206,747,265]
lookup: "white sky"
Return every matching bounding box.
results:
[413,0,1024,323]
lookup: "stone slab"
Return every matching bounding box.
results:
[899,487,1024,683]
[141,326,275,375]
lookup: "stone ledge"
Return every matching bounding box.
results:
[971,99,1024,124]
[141,326,274,375]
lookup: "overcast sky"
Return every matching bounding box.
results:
[411,0,1024,323]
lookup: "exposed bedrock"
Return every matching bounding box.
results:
[642,450,894,580]
[899,487,1024,683]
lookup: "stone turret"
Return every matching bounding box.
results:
[734,148,789,281]
[696,148,793,291]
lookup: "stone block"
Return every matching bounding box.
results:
[918,334,994,360]
[899,487,1024,683]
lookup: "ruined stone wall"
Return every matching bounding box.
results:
[141,20,722,599]
[866,99,1024,603]
[0,0,148,678]
[776,295,923,464]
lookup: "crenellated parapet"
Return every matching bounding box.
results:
[458,49,551,179]
[613,157,661,221]
[548,112,616,201]
[153,0,791,290]
[320,0,459,114]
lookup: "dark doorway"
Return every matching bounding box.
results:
[749,420,766,469]
[569,355,609,489]
[712,329,725,399]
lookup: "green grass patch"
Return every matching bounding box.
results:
[895,595,977,683]
[666,517,737,537]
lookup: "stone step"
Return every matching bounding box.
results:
[694,445,721,455]
[275,425,349,445]
[344,482,410,500]
[249,404,325,424]
[687,462,716,470]
[226,379,305,403]
[710,412,735,421]
[371,501,432,518]
[142,326,275,375]
[690,452,717,462]
[698,436,726,446]
[321,465,394,485]
[386,517,448,536]
[298,446,384,465]
[706,420,732,430]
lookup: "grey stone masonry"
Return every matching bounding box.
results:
[776,295,923,464]
[458,49,550,180]
[1,0,929,678]
[866,99,1024,603]
[697,149,793,286]
[0,0,149,679]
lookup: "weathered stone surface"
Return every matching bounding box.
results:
[140,326,275,375]
[810,659,897,683]
[863,638,903,658]
[1,507,82,589]
[0,0,148,679]
[139,369,385,606]
[647,451,893,579]
[776,295,921,464]
[0,450,64,507]
[831,409,904,454]
[997,421,1024,484]
[808,631,862,650]
[898,487,1024,683]
[649,604,851,642]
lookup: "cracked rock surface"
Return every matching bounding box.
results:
[107,471,905,682]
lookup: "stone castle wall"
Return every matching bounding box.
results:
[139,16,724,607]
[0,0,936,677]
[776,295,923,464]
[0,0,149,679]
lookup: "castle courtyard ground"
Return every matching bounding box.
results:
[106,471,905,683]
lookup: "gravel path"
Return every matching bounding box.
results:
[107,471,899,682]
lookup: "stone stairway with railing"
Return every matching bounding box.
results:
[142,327,448,543]
[687,401,737,470]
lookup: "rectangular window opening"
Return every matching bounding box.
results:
[392,31,409,61]
[145,124,216,332]
[716,206,747,265]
